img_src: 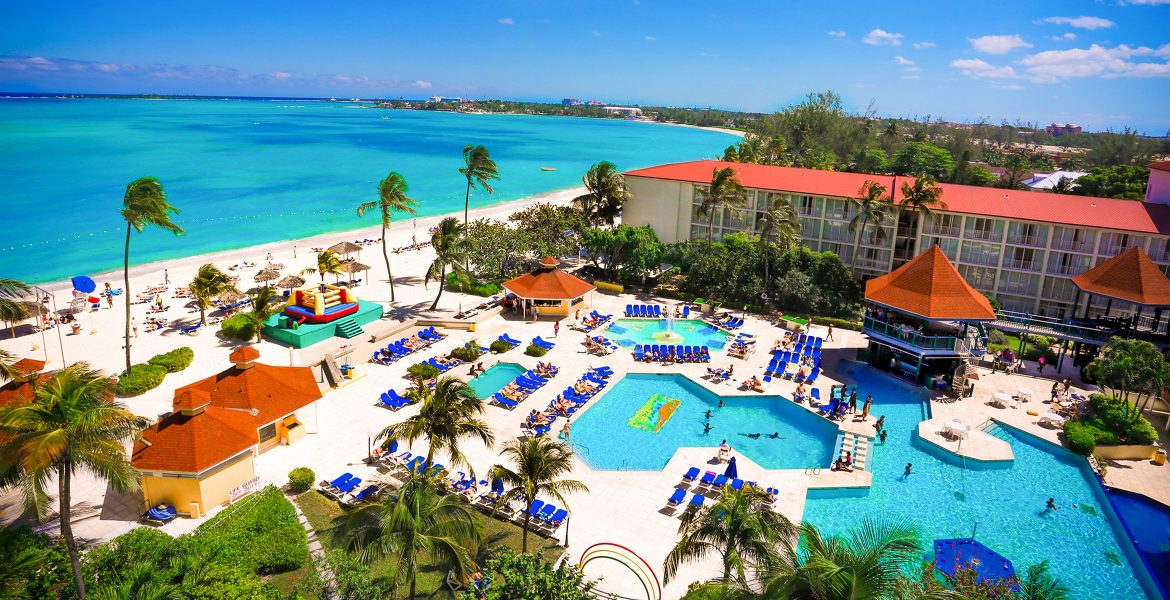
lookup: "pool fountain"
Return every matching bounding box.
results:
[652,316,685,343]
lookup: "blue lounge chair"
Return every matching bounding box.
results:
[502,333,523,346]
[730,478,744,491]
[653,305,663,317]
[336,477,362,494]
[493,393,518,409]
[713,474,728,489]
[352,485,379,502]
[547,508,568,527]
[689,494,705,508]
[683,467,700,482]
[180,323,201,335]
[537,504,556,522]
[811,388,821,403]
[328,473,354,488]
[667,488,686,506]
[528,499,545,519]
[682,305,691,318]
[818,399,839,414]
[806,368,821,384]
[625,304,634,316]
[700,471,716,486]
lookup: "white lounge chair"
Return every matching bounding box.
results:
[943,419,970,439]
[1039,412,1066,427]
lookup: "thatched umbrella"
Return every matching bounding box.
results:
[276,274,305,289]
[217,290,244,305]
[254,268,281,287]
[341,261,370,284]
[329,241,362,260]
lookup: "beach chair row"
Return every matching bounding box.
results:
[668,467,779,511]
[378,388,414,410]
[708,314,744,329]
[422,355,463,373]
[764,360,821,384]
[624,304,686,318]
[519,367,612,435]
[497,333,523,348]
[317,472,380,505]
[491,368,557,409]
[634,344,711,362]
[371,327,445,365]
[475,483,568,534]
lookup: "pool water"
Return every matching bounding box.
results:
[1105,488,1170,599]
[606,319,731,349]
[467,362,526,399]
[569,373,838,471]
[800,363,1158,600]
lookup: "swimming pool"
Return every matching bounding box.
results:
[467,362,526,399]
[800,362,1159,600]
[569,373,838,471]
[606,319,731,349]
[1105,487,1170,599]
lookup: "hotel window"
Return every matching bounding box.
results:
[1046,251,1091,276]
[1050,226,1095,253]
[799,218,822,239]
[723,207,753,230]
[1006,222,1048,247]
[797,195,821,217]
[1099,232,1146,257]
[998,295,1035,314]
[754,191,770,212]
[861,224,892,247]
[963,218,1004,242]
[824,198,850,221]
[959,265,997,292]
[1038,302,1072,319]
[923,214,960,237]
[1149,238,1170,263]
[1042,276,1078,302]
[998,271,1039,296]
[822,220,853,243]
[922,237,959,261]
[960,241,1001,267]
[1005,246,1043,271]
[822,242,852,263]
[690,224,708,240]
[258,423,278,444]
[856,248,889,270]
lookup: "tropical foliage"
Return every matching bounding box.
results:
[120,177,183,372]
[573,161,631,227]
[489,436,587,553]
[244,286,283,342]
[581,224,666,280]
[0,278,33,338]
[376,375,494,474]
[424,217,471,310]
[696,167,747,245]
[302,249,345,283]
[460,144,500,226]
[465,548,597,600]
[1070,165,1149,200]
[357,171,418,302]
[188,264,236,325]
[849,180,893,271]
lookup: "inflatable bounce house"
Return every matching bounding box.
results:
[262,284,383,348]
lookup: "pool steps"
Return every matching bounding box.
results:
[833,432,870,471]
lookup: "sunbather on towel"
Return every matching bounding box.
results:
[573,381,597,395]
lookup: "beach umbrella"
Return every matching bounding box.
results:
[723,456,738,479]
[329,241,362,258]
[254,268,281,286]
[276,274,305,289]
[341,261,370,274]
[71,276,97,294]
[217,290,244,305]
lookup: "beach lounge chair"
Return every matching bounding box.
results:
[533,336,555,349]
[334,477,362,496]
[712,474,728,490]
[810,388,821,405]
[492,393,519,409]
[730,478,744,491]
[180,323,202,335]
[806,367,821,384]
[667,488,686,507]
[502,333,523,346]
[682,306,691,318]
[322,472,353,494]
[682,467,700,483]
[625,304,634,316]
[689,494,705,509]
[525,500,546,522]
[651,305,661,317]
[546,508,568,528]
[348,484,380,504]
[699,471,717,487]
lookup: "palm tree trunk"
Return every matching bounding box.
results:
[123,224,132,373]
[850,216,869,273]
[722,539,734,582]
[707,212,715,246]
[521,501,531,553]
[763,241,771,290]
[381,221,395,303]
[464,180,472,273]
[198,304,206,326]
[59,463,87,600]
[430,266,446,311]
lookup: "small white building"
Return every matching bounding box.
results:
[1149,161,1170,204]
[1021,171,1088,191]
[604,106,643,117]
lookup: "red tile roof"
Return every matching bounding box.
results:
[503,264,595,300]
[0,374,47,409]
[1071,246,1170,306]
[12,359,45,376]
[228,346,260,364]
[624,160,1170,235]
[131,407,258,473]
[1149,161,1170,173]
[865,246,996,320]
[174,361,321,427]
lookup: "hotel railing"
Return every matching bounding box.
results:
[1046,261,1086,276]
[1003,258,1040,271]
[863,316,962,351]
[959,254,1000,267]
[963,229,1002,242]
[993,310,1114,341]
[1006,234,1042,246]
[923,225,960,237]
[1050,239,1094,253]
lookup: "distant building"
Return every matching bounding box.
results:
[428,96,463,103]
[604,106,643,117]
[1046,123,1082,136]
[562,98,584,106]
[586,100,605,106]
[1021,171,1089,191]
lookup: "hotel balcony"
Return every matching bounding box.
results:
[1003,258,1041,272]
[862,316,965,354]
[1051,239,1094,253]
[923,225,960,237]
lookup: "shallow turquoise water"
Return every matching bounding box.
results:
[800,363,1156,600]
[607,319,731,349]
[467,362,526,400]
[570,373,838,471]
[0,99,735,283]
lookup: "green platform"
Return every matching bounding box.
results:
[262,300,384,348]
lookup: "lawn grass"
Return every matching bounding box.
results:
[266,564,313,595]
[294,490,563,598]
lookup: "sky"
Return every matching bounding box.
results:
[1,1,1168,133]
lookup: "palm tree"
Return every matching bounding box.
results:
[89,562,179,600]
[460,144,500,227]
[755,520,922,599]
[1018,561,1070,600]
[300,249,345,284]
[0,279,32,339]
[756,200,800,290]
[357,172,418,303]
[376,375,493,475]
[188,264,236,325]
[489,436,588,553]
[696,167,747,246]
[0,301,29,339]
[120,178,183,373]
[341,474,481,600]
[898,175,947,227]
[572,161,631,228]
[1052,176,1075,195]
[0,349,20,383]
[663,485,794,585]
[424,217,468,311]
[244,286,283,343]
[0,362,148,600]
[849,181,892,272]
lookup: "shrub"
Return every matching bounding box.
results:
[814,316,862,331]
[489,339,512,354]
[221,313,257,341]
[406,362,440,383]
[116,363,167,397]
[450,340,483,362]
[1088,393,1158,445]
[986,329,1008,346]
[288,467,316,493]
[470,547,595,600]
[195,485,308,574]
[148,346,194,373]
[447,271,502,297]
[1064,420,1107,456]
[524,343,548,357]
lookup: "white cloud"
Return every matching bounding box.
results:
[970,34,1032,54]
[413,80,432,88]
[1121,0,1170,4]
[644,35,657,42]
[269,71,291,80]
[912,42,936,49]
[990,82,1025,90]
[827,30,846,37]
[497,17,514,25]
[895,55,914,65]
[863,29,903,46]
[591,30,601,36]
[903,65,922,72]
[1019,43,1170,82]
[1053,33,1078,41]
[900,75,921,80]
[1039,16,1115,29]
[951,58,1019,79]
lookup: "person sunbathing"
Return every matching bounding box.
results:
[796,365,810,379]
[794,382,807,400]
[745,376,763,389]
[573,381,597,395]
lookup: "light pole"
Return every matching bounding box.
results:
[36,286,65,366]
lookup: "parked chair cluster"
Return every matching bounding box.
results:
[520,367,612,436]
[625,304,672,318]
[378,388,413,410]
[707,313,744,329]
[491,367,559,409]
[497,333,523,348]
[666,466,777,513]
[634,344,711,363]
[318,472,367,501]
[764,339,823,384]
[371,327,445,365]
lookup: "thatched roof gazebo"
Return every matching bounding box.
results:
[254,268,281,286]
[276,275,306,289]
[329,241,362,259]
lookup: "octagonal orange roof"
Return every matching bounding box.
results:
[865,246,995,321]
[502,261,595,300]
[1071,246,1170,307]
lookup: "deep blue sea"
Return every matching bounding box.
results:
[0,99,735,283]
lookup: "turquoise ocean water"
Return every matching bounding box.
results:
[0,99,736,283]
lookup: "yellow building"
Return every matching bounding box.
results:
[131,346,322,517]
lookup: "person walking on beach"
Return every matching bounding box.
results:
[848,390,858,414]
[554,320,560,338]
[131,317,138,338]
[164,269,169,284]
[826,323,834,341]
[293,245,297,258]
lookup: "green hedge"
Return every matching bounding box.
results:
[450,341,484,362]
[148,346,194,373]
[813,316,863,331]
[220,313,257,341]
[447,272,503,297]
[490,339,512,354]
[116,363,168,397]
[407,362,440,382]
[195,485,308,574]
[288,467,315,494]
[1063,393,1158,455]
[525,343,548,357]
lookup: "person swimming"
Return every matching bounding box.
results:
[703,422,712,434]
[746,432,761,439]
[705,410,713,419]
[767,431,780,439]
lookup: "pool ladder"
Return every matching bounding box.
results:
[833,432,871,471]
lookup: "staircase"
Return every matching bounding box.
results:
[833,432,871,471]
[950,356,980,398]
[978,421,1013,443]
[334,318,364,339]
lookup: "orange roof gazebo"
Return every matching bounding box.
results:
[503,257,595,301]
[1071,246,1170,307]
[865,246,995,321]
